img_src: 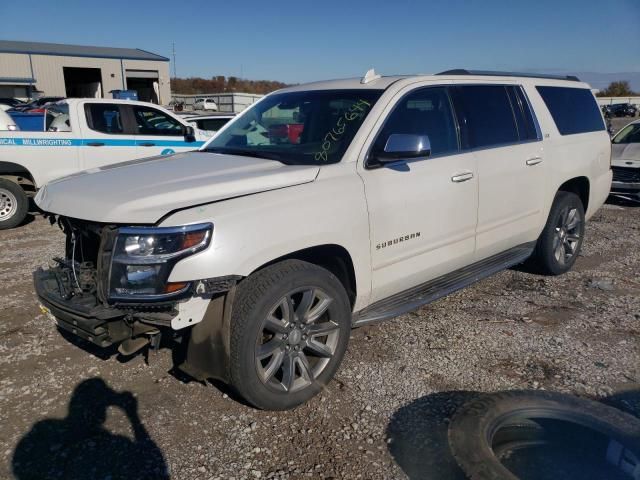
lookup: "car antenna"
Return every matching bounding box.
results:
[361,68,381,84]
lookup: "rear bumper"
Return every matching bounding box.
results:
[34,268,132,347]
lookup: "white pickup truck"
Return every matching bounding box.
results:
[0,99,208,229]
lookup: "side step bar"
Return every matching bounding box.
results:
[352,243,535,326]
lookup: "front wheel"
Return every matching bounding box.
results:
[0,179,28,230]
[527,191,585,275]
[229,260,351,410]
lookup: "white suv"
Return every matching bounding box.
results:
[34,70,612,410]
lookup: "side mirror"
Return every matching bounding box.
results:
[183,125,196,143]
[374,134,431,163]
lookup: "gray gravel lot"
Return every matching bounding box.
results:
[0,199,639,480]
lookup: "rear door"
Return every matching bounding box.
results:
[131,105,202,157]
[80,103,138,169]
[449,84,545,260]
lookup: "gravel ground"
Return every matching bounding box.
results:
[1,199,639,480]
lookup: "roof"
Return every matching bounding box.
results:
[281,76,407,92]
[437,69,580,82]
[0,40,169,62]
[279,71,590,93]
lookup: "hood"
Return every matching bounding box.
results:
[35,152,319,223]
[612,143,640,165]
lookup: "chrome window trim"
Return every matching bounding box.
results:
[365,83,545,171]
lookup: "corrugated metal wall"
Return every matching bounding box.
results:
[0,52,171,103]
[0,53,32,78]
[597,97,640,106]
[171,93,264,112]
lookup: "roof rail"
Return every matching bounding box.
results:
[436,69,580,82]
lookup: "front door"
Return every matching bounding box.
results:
[131,105,202,157]
[359,86,479,303]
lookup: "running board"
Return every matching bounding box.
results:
[352,242,535,326]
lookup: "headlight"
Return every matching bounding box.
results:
[109,223,212,301]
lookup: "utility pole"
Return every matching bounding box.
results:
[172,42,177,79]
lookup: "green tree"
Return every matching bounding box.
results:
[597,81,636,97]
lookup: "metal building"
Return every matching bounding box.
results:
[0,40,171,103]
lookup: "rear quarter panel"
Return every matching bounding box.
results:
[524,82,611,225]
[0,107,82,187]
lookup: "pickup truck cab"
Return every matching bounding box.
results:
[0,99,206,229]
[34,70,612,410]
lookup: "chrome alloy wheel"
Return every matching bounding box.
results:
[0,188,17,220]
[255,288,339,393]
[553,206,581,265]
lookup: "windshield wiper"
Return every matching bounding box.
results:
[203,147,286,163]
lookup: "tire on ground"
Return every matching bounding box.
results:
[527,191,585,275]
[448,390,640,480]
[228,259,351,410]
[0,179,28,230]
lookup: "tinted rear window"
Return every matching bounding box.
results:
[450,85,519,149]
[536,86,605,135]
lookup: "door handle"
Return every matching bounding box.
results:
[526,157,543,166]
[86,142,104,147]
[451,172,474,183]
[139,142,156,147]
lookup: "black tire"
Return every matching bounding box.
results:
[0,179,28,230]
[528,191,585,275]
[229,259,351,410]
[448,390,640,480]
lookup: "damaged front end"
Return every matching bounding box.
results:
[34,216,239,362]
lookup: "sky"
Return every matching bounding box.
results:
[1,0,639,85]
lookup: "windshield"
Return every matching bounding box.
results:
[613,123,640,144]
[203,89,382,165]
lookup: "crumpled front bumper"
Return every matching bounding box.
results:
[34,268,132,347]
[34,266,229,350]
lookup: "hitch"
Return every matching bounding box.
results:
[117,323,161,357]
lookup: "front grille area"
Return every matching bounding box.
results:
[53,216,116,303]
[612,166,640,183]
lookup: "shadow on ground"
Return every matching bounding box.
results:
[386,390,479,479]
[12,377,169,480]
[387,387,640,480]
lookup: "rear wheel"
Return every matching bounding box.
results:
[528,191,585,275]
[0,179,28,230]
[229,260,351,410]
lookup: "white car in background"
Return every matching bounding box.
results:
[184,113,235,137]
[610,119,640,199]
[193,98,218,111]
[0,110,19,131]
